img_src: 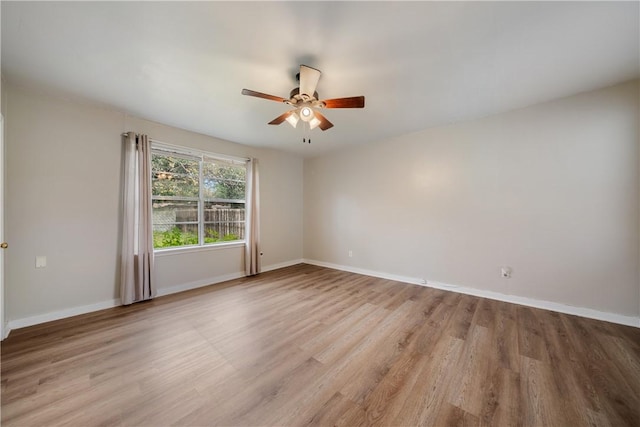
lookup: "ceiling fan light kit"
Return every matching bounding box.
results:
[285,112,299,128]
[300,107,313,120]
[241,64,365,139]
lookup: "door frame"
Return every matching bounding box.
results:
[1,113,5,340]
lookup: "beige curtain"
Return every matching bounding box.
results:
[120,133,155,305]
[245,158,261,276]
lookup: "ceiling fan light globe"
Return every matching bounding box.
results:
[300,106,314,122]
[285,112,299,128]
[309,117,321,130]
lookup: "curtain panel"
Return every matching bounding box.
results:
[245,158,261,276]
[120,133,155,305]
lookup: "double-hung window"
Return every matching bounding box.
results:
[151,145,247,250]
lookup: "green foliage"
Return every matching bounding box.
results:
[152,153,246,201]
[204,228,219,243]
[204,228,240,243]
[153,227,198,248]
[151,152,246,249]
[151,155,199,197]
[154,227,241,249]
[203,163,246,200]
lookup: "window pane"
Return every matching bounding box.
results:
[151,145,248,250]
[203,162,246,200]
[152,154,199,197]
[204,201,245,243]
[152,200,199,249]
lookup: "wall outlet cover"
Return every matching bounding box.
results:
[35,256,47,268]
[501,266,512,278]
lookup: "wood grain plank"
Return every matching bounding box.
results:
[2,264,638,426]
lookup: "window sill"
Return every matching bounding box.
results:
[154,241,245,257]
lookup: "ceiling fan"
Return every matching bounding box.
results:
[241,65,365,132]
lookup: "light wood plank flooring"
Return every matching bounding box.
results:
[2,264,639,426]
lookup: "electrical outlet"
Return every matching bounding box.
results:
[348,250,353,258]
[501,266,512,278]
[419,278,427,285]
[35,256,47,268]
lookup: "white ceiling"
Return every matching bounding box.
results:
[2,1,638,158]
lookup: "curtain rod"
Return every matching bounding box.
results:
[121,132,250,163]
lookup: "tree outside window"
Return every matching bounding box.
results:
[151,150,247,249]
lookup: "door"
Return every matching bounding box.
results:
[1,114,5,340]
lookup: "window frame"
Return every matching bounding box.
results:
[150,142,248,252]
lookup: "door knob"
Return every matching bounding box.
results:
[0,242,7,249]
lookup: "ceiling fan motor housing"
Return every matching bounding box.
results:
[289,87,319,103]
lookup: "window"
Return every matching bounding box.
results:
[151,146,247,250]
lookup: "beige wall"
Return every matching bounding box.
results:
[304,80,640,318]
[4,79,638,324]
[4,84,303,322]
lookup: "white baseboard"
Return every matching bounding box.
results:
[304,259,419,285]
[303,259,640,328]
[6,298,122,332]
[3,259,305,336]
[155,259,304,297]
[9,257,633,334]
[261,258,304,273]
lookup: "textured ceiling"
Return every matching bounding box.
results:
[2,1,639,157]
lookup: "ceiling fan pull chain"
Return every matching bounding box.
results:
[303,121,311,144]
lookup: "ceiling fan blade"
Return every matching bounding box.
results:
[299,65,321,99]
[321,96,365,109]
[242,89,287,103]
[268,110,294,125]
[313,111,334,131]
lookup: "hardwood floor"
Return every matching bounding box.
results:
[2,264,639,426]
